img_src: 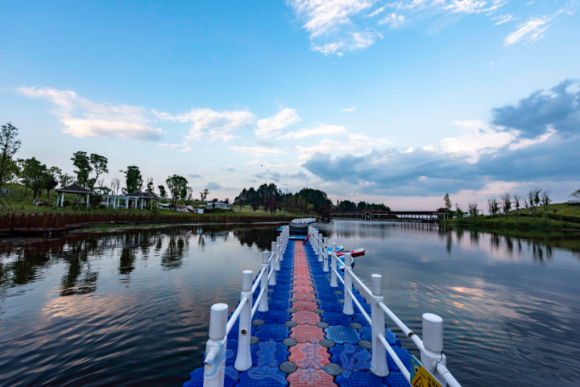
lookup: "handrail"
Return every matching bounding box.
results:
[346,289,371,324]
[225,297,247,335]
[340,251,462,386]
[378,333,411,380]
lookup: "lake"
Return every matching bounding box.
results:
[0,220,579,386]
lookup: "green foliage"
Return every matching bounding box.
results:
[0,123,21,191]
[158,185,166,199]
[71,151,92,187]
[124,165,143,193]
[444,193,452,212]
[18,157,47,202]
[166,174,188,204]
[338,200,357,211]
[200,188,209,201]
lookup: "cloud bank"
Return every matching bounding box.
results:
[303,79,580,196]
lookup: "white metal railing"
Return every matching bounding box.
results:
[201,224,461,387]
[202,226,289,387]
[319,231,462,387]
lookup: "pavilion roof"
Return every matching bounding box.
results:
[55,183,94,194]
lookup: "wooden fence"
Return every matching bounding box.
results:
[0,213,295,233]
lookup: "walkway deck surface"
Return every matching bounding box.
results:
[184,239,412,386]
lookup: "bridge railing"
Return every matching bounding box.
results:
[307,225,461,387]
[202,226,289,387]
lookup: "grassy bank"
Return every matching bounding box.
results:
[444,202,580,231]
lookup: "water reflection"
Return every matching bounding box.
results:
[0,224,283,298]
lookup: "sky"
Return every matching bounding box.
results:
[1,0,579,210]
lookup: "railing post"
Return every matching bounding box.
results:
[421,313,447,385]
[259,251,269,312]
[370,274,389,376]
[235,270,253,371]
[203,303,228,387]
[330,243,338,287]
[342,252,354,315]
[323,237,329,272]
[272,241,280,271]
[277,236,283,261]
[268,250,276,286]
[317,232,323,262]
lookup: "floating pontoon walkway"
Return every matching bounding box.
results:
[184,227,461,387]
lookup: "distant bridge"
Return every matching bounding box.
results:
[329,210,449,222]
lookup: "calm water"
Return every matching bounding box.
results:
[0,221,579,386]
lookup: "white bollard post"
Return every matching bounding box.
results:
[323,237,329,272]
[330,243,338,287]
[370,274,389,377]
[203,303,228,387]
[421,313,447,385]
[272,241,281,271]
[235,270,253,371]
[343,253,354,315]
[276,236,283,261]
[259,251,269,312]
[317,232,323,262]
[267,250,276,286]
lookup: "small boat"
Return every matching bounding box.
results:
[335,248,365,258]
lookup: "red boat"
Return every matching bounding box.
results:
[336,248,365,257]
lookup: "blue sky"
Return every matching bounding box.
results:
[1,0,579,209]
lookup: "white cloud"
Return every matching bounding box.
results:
[278,123,347,140]
[231,146,285,156]
[157,108,255,142]
[493,14,514,25]
[17,87,162,140]
[508,126,555,150]
[342,107,357,112]
[287,0,511,55]
[156,141,195,153]
[440,120,517,163]
[255,108,300,138]
[504,14,554,46]
[296,132,391,159]
[378,12,405,27]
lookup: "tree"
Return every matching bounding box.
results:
[455,203,463,218]
[200,188,209,201]
[43,166,60,201]
[541,189,551,220]
[158,185,167,199]
[186,186,193,203]
[500,192,512,217]
[18,157,47,203]
[488,197,499,217]
[338,200,357,211]
[443,193,452,212]
[71,151,93,187]
[57,170,74,188]
[513,193,521,222]
[123,166,143,193]
[111,178,121,195]
[0,123,21,194]
[234,188,247,210]
[89,153,108,189]
[146,177,155,194]
[571,189,580,199]
[250,201,259,212]
[468,203,478,219]
[166,174,188,205]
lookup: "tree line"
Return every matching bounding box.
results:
[233,183,390,215]
[0,123,212,207]
[443,187,567,221]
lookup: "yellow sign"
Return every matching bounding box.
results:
[410,356,442,387]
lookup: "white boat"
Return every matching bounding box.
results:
[289,218,317,235]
